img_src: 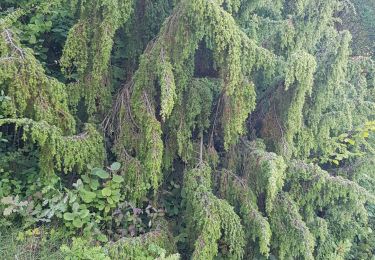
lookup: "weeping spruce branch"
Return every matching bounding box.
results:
[105,0,275,202]
[183,164,245,259]
[0,21,75,133]
[218,170,272,257]
[1,0,375,259]
[61,0,134,115]
[0,15,104,177]
[0,118,104,176]
[219,140,374,259]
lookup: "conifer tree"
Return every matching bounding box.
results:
[1,0,374,259]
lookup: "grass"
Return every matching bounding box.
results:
[0,226,69,260]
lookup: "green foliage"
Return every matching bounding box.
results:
[61,237,110,260]
[60,0,133,116]
[105,0,275,202]
[166,78,220,163]
[0,226,69,259]
[1,0,375,259]
[0,118,104,175]
[107,223,179,259]
[61,165,125,233]
[269,193,315,260]
[183,164,245,259]
[286,161,374,259]
[0,21,75,132]
[218,170,272,258]
[220,140,374,259]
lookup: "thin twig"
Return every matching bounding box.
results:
[3,29,24,59]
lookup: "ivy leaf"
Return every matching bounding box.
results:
[110,162,121,171]
[92,168,110,179]
[63,212,75,221]
[112,175,124,183]
[102,188,112,197]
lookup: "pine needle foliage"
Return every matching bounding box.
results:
[61,0,134,116]
[1,14,75,133]
[182,164,245,259]
[0,118,104,176]
[1,0,375,259]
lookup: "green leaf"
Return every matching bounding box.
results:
[332,159,339,165]
[110,162,121,171]
[347,139,355,145]
[73,218,83,228]
[102,188,112,197]
[72,202,80,212]
[79,209,90,219]
[107,197,114,205]
[97,233,108,243]
[80,189,97,203]
[112,175,124,183]
[92,168,110,179]
[69,193,77,203]
[362,131,369,138]
[89,179,100,190]
[63,212,75,221]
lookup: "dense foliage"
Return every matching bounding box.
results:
[1,0,374,259]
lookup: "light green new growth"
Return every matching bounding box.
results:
[218,170,271,257]
[1,0,375,259]
[231,140,286,214]
[269,193,315,260]
[0,11,104,178]
[286,161,374,258]
[61,0,133,115]
[0,21,75,133]
[183,164,245,259]
[0,118,104,176]
[105,0,275,202]
[108,220,179,260]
